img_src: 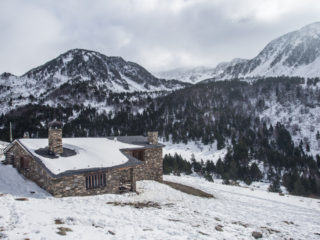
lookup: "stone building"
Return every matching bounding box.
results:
[3,121,164,197]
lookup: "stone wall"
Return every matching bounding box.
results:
[125,147,163,182]
[50,168,134,197]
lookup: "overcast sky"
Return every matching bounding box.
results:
[1,0,320,75]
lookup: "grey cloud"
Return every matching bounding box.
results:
[0,0,319,75]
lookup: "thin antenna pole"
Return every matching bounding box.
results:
[10,122,13,142]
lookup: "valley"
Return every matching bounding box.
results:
[1,22,320,199]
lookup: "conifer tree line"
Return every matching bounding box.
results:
[1,77,320,196]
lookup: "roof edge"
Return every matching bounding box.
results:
[10,140,145,178]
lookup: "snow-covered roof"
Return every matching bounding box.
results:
[18,138,145,175]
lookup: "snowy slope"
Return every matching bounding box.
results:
[0,162,319,239]
[260,98,320,156]
[158,22,320,83]
[221,22,320,79]
[155,58,246,83]
[0,49,188,115]
[155,66,216,83]
[162,140,228,163]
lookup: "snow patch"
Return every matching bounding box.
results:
[162,140,228,163]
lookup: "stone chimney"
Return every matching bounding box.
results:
[148,131,158,145]
[48,121,63,155]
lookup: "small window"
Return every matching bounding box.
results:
[85,173,106,189]
[132,150,144,161]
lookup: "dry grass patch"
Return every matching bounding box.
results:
[143,228,153,231]
[215,225,223,232]
[56,227,72,236]
[168,219,182,222]
[107,201,162,209]
[232,221,249,228]
[198,231,210,236]
[283,220,294,225]
[54,219,64,225]
[162,181,214,198]
[15,198,28,201]
[261,226,280,234]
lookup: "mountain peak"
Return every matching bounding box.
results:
[0,72,16,79]
[219,22,320,79]
[0,48,188,114]
[160,22,320,83]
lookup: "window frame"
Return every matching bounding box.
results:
[85,173,106,189]
[132,149,145,161]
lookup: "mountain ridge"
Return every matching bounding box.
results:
[157,22,320,83]
[0,48,189,114]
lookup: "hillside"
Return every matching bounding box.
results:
[156,58,246,83]
[1,23,320,197]
[221,22,320,79]
[0,160,319,239]
[1,77,320,196]
[157,22,320,83]
[0,49,188,115]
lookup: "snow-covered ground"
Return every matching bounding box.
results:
[0,162,319,240]
[162,140,228,163]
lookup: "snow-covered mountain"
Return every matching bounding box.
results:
[0,49,188,114]
[155,58,246,83]
[158,22,320,83]
[21,49,187,92]
[221,22,320,79]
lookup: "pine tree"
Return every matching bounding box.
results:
[268,176,282,193]
[306,143,310,152]
[316,131,320,140]
[227,160,238,181]
[317,155,320,169]
[250,163,262,181]
[204,173,214,182]
[215,159,224,177]
[293,178,306,196]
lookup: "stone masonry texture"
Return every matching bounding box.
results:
[148,132,158,145]
[48,129,63,155]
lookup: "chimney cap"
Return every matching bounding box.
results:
[48,120,63,129]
